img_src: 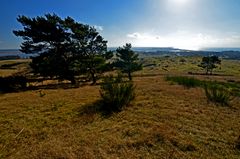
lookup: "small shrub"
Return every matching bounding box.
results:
[99,74,135,113]
[204,83,232,106]
[165,76,201,88]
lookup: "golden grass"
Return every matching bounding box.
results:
[141,56,240,77]
[0,74,240,158]
[0,59,30,77]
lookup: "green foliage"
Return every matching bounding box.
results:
[99,74,135,113]
[165,76,238,105]
[13,13,111,84]
[165,76,202,88]
[204,84,232,106]
[214,81,240,97]
[115,43,142,80]
[82,52,113,84]
[198,56,221,75]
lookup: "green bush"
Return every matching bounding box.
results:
[99,74,135,113]
[204,83,232,106]
[165,76,202,88]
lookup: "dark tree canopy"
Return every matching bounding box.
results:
[115,43,142,80]
[198,55,221,75]
[13,14,111,84]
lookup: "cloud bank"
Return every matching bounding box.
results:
[127,31,240,50]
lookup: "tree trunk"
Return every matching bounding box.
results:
[206,67,209,75]
[70,78,76,85]
[128,71,132,81]
[91,71,96,85]
[210,69,213,75]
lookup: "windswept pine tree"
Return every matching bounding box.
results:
[13,14,112,84]
[115,43,142,80]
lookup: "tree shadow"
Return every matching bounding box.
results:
[27,82,84,90]
[75,100,115,119]
[0,80,88,94]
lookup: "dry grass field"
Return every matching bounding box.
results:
[0,58,240,158]
[0,59,30,77]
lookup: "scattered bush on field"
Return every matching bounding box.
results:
[99,74,135,114]
[204,83,232,106]
[165,76,236,106]
[165,76,202,88]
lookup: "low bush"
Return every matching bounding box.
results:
[165,76,202,88]
[99,74,135,113]
[204,83,232,106]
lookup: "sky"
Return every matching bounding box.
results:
[0,0,240,50]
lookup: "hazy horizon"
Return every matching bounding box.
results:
[1,0,240,50]
[1,47,240,52]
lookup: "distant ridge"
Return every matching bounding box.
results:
[108,47,180,52]
[201,47,240,52]
[1,47,240,59]
[1,47,240,53]
[108,47,240,52]
[0,49,20,53]
[0,49,30,58]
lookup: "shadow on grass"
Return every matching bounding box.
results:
[76,100,117,119]
[27,82,83,90]
[0,82,86,95]
[0,62,25,69]
[0,73,95,94]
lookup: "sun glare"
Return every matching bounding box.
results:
[167,0,191,8]
[170,0,189,5]
[127,32,204,51]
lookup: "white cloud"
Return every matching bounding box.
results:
[126,31,240,50]
[94,25,103,31]
[127,32,143,39]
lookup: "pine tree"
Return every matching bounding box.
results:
[115,43,142,80]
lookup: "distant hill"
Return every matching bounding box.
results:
[137,50,240,59]
[127,47,240,60]
[0,49,35,59]
[1,48,240,60]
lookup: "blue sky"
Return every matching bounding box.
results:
[0,0,240,50]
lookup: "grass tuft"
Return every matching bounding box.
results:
[165,76,202,88]
[204,83,232,106]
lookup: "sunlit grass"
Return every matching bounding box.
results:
[0,57,240,158]
[0,75,239,158]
